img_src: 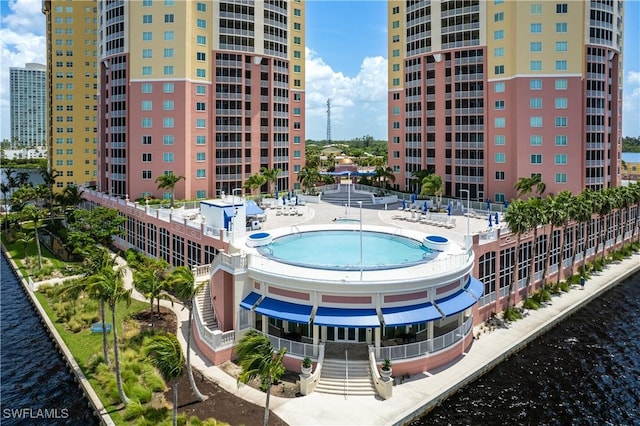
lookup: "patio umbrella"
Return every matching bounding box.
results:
[402,199,406,210]
[275,190,279,200]
[488,213,493,227]
[486,198,491,211]
[447,204,452,216]
[423,201,428,212]
[295,195,299,206]
[495,212,499,225]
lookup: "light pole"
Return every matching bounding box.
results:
[347,171,351,218]
[358,201,363,281]
[232,187,242,204]
[459,189,470,249]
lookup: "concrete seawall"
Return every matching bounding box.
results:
[1,245,115,426]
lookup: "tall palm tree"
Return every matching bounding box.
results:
[514,174,546,199]
[409,169,432,195]
[21,204,44,269]
[260,167,281,196]
[629,183,640,243]
[594,188,614,264]
[420,174,444,209]
[373,166,395,189]
[168,266,208,401]
[39,167,60,222]
[236,329,287,426]
[554,190,574,285]
[88,266,131,405]
[155,173,185,208]
[243,173,268,197]
[297,167,321,193]
[503,200,529,313]
[134,261,171,332]
[569,192,593,275]
[523,197,546,297]
[15,231,34,258]
[56,185,85,221]
[541,193,567,287]
[144,334,184,426]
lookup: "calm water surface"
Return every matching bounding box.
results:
[411,271,640,426]
[0,254,98,425]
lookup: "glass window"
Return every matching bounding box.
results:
[163,135,174,145]
[164,48,174,58]
[555,173,567,183]
[142,83,153,93]
[531,4,542,14]
[163,153,174,163]
[196,135,206,145]
[196,102,206,111]
[163,65,174,75]
[556,41,567,51]
[196,85,206,95]
[555,135,567,146]
[196,152,206,161]
[196,19,206,28]
[531,23,542,33]
[495,153,506,163]
[495,82,505,93]
[530,154,542,164]
[163,100,174,110]
[495,65,505,74]
[494,135,505,145]
[530,61,542,71]
[143,32,152,41]
[196,35,206,45]
[530,42,542,52]
[142,66,152,75]
[494,30,504,40]
[555,154,567,165]
[196,2,206,12]
[556,3,567,13]
[142,153,152,162]
[196,169,206,178]
[196,118,205,128]
[555,117,567,127]
[294,8,301,16]
[530,117,543,127]
[555,60,567,71]
[164,14,174,23]
[494,12,504,21]
[163,83,174,93]
[142,136,152,145]
[495,100,505,110]
[530,98,542,109]
[495,171,505,180]
[530,79,542,90]
[143,15,152,24]
[555,98,567,109]
[197,52,206,61]
[142,118,152,128]
[196,68,206,78]
[163,118,174,128]
[196,190,206,199]
[556,22,567,33]
[555,79,568,90]
[494,47,504,57]
[530,135,542,146]
[141,100,152,110]
[495,118,506,128]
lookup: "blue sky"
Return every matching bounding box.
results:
[0,0,639,142]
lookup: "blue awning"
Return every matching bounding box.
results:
[239,292,261,310]
[245,200,265,216]
[381,302,442,326]
[434,289,477,317]
[465,276,484,300]
[254,297,312,323]
[313,307,380,328]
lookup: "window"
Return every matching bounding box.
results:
[494,100,505,110]
[555,173,567,183]
[143,15,152,24]
[555,79,568,90]
[494,12,504,22]
[163,66,174,75]
[196,19,206,28]
[196,169,206,178]
[164,14,174,23]
[530,117,543,127]
[556,22,567,33]
[196,68,206,78]
[143,32,152,41]
[196,135,206,145]
[196,35,206,45]
[392,49,400,57]
[196,2,206,11]
[196,153,206,162]
[142,66,152,76]
[294,65,301,73]
[530,154,542,164]
[294,136,301,144]
[494,135,505,145]
[142,118,152,128]
[494,47,504,57]
[294,8,301,16]
[393,121,400,129]
[142,136,152,145]
[196,52,206,61]
[196,85,206,95]
[495,153,506,163]
[530,61,542,71]
[142,170,152,180]
[393,136,400,144]
[196,119,205,128]
[555,98,567,109]
[530,135,542,146]
[530,98,542,109]
[163,83,174,93]
[163,118,174,128]
[142,153,152,162]
[164,48,174,58]
[294,22,301,30]
[196,102,206,111]
[494,30,504,40]
[164,31,174,41]
[392,78,400,86]
[530,42,542,52]
[555,41,567,51]
[163,135,174,145]
[142,49,152,58]
[555,154,567,165]
[293,107,301,115]
[294,36,301,45]
[163,100,174,110]
[494,82,505,93]
[555,135,567,146]
[141,100,152,110]
[555,117,567,127]
[531,4,542,14]
[555,60,567,71]
[164,0,174,5]
[163,153,174,163]
[495,118,506,128]
[392,20,400,29]
[530,79,542,90]
[556,3,567,13]
[294,150,301,159]
[294,50,301,58]
[196,190,206,198]
[495,65,504,74]
[393,151,400,159]
[495,171,505,180]
[531,23,542,33]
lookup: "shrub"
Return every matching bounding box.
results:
[503,307,523,322]
[523,298,540,310]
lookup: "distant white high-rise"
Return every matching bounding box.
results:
[10,63,47,149]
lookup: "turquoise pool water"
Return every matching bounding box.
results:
[257,230,434,271]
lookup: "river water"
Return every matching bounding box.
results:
[0,254,98,425]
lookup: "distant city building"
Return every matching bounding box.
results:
[96,0,306,200]
[43,0,99,191]
[388,0,624,202]
[622,152,640,182]
[9,63,46,149]
[1,146,48,160]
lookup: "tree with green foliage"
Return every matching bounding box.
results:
[503,199,529,313]
[420,174,444,209]
[21,204,44,269]
[133,258,172,332]
[167,266,208,402]
[15,231,34,258]
[514,174,546,199]
[243,173,268,197]
[39,167,61,222]
[67,206,126,250]
[144,334,184,426]
[260,167,281,195]
[522,197,546,299]
[236,329,286,426]
[155,173,185,208]
[297,167,322,193]
[373,166,395,189]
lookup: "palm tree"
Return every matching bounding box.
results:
[503,200,529,313]
[594,188,614,265]
[88,266,131,405]
[569,192,593,275]
[629,183,640,244]
[15,231,34,258]
[133,261,171,332]
[260,167,281,196]
[420,174,444,209]
[155,173,185,208]
[373,166,395,189]
[540,194,566,287]
[39,167,60,222]
[56,185,84,222]
[554,190,574,285]
[243,173,268,197]
[514,174,546,199]
[297,167,322,194]
[167,266,208,401]
[523,197,546,297]
[21,204,44,269]
[409,168,432,194]
[144,334,184,426]
[236,329,287,426]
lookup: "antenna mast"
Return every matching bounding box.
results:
[326,98,331,142]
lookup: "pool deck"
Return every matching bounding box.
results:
[160,200,640,425]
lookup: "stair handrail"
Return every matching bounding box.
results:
[344,349,348,399]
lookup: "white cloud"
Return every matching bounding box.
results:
[624,70,640,137]
[305,47,388,141]
[0,0,46,140]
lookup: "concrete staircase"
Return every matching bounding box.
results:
[321,187,375,206]
[195,283,218,330]
[315,359,376,397]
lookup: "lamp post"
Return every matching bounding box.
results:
[459,189,470,249]
[358,201,363,281]
[232,187,242,204]
[347,171,351,218]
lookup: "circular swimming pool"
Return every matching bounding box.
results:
[256,230,435,271]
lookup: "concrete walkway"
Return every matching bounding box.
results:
[120,201,640,425]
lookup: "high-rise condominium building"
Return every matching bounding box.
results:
[388,0,624,202]
[43,0,99,191]
[9,63,46,149]
[97,0,306,201]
